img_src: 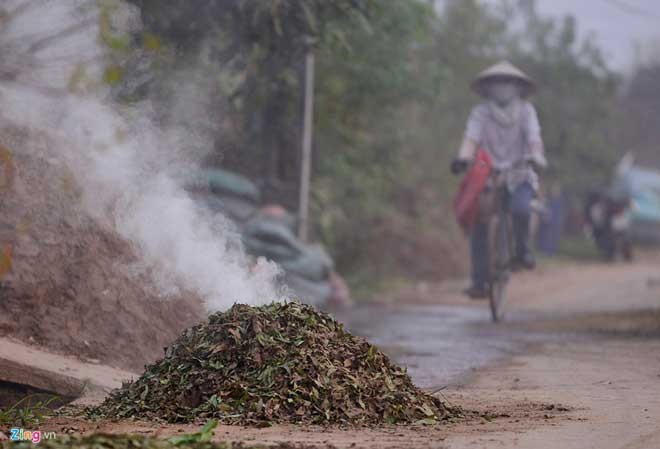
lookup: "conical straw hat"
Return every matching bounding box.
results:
[471,61,536,98]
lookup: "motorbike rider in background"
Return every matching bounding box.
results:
[451,61,547,299]
[584,187,633,262]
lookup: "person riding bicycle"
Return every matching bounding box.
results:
[451,61,547,299]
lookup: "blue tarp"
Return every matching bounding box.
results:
[206,168,261,203]
[616,167,660,223]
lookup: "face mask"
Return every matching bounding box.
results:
[487,81,520,106]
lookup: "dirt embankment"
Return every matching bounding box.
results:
[0,137,204,371]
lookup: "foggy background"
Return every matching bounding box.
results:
[483,0,660,71]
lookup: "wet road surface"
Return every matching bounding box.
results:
[336,303,547,389]
[334,258,660,390]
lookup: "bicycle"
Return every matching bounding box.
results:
[453,158,540,322]
[481,172,514,322]
[483,164,545,321]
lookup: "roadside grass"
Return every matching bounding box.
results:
[168,420,218,446]
[0,395,59,428]
[554,235,601,261]
[348,235,608,301]
[345,266,411,302]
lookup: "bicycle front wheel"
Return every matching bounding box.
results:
[489,270,508,322]
[488,213,512,322]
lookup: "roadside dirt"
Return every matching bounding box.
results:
[418,254,660,448]
[445,339,660,449]
[39,398,572,449]
[382,253,660,314]
[0,142,204,371]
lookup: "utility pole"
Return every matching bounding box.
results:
[298,40,315,242]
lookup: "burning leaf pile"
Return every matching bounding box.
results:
[93,302,451,425]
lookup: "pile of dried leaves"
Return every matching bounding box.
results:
[92,302,451,425]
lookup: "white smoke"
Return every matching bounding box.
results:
[0,0,283,310]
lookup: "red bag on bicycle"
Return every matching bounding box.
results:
[453,148,493,233]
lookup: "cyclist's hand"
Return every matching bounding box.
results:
[526,158,546,173]
[450,158,470,175]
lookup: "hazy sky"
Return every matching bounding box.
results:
[482,0,660,72]
[538,0,660,70]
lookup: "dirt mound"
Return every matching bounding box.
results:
[93,302,451,425]
[0,137,203,371]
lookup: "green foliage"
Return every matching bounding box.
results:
[123,0,621,288]
[103,65,124,85]
[616,62,660,168]
[312,0,433,270]
[122,0,374,196]
[142,32,162,52]
[0,395,59,427]
[555,235,601,261]
[503,0,620,190]
[168,420,218,446]
[312,0,620,281]
[128,0,372,50]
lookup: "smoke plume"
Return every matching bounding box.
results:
[0,0,283,310]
